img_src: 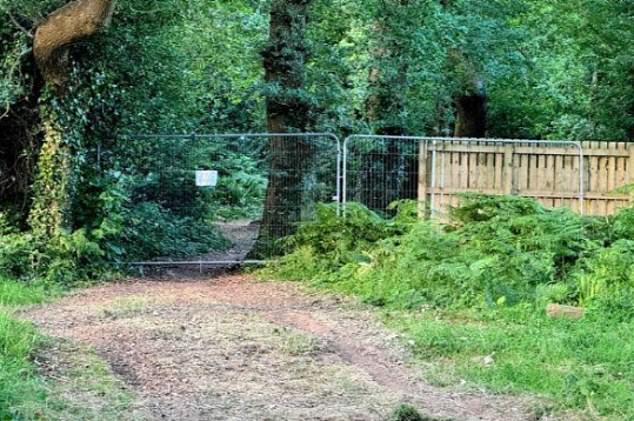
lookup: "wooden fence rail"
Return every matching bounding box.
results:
[418,141,633,217]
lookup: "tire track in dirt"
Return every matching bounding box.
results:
[21,275,542,421]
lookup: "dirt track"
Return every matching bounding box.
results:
[22,275,540,420]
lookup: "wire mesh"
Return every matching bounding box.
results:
[343,135,584,218]
[343,135,421,217]
[106,133,340,265]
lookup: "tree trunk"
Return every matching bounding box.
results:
[255,0,313,256]
[28,0,115,235]
[442,1,487,138]
[454,91,487,137]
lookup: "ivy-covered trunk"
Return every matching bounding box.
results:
[26,0,115,236]
[28,111,76,236]
[254,0,313,255]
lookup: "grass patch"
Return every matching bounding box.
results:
[0,312,44,420]
[0,277,52,307]
[384,308,634,419]
[100,296,149,320]
[33,340,137,420]
[0,276,136,419]
[280,331,323,356]
[0,277,52,419]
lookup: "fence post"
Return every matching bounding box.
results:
[503,145,514,195]
[629,144,634,184]
[417,140,428,217]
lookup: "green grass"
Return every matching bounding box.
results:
[0,278,50,307]
[298,269,634,418]
[0,277,52,419]
[382,307,634,419]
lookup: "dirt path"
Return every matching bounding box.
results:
[22,276,540,421]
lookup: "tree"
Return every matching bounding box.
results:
[33,0,115,91]
[360,0,419,213]
[0,0,115,235]
[255,0,314,254]
[27,0,116,236]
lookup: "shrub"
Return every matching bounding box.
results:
[282,202,407,270]
[573,240,634,314]
[610,206,634,241]
[267,195,625,311]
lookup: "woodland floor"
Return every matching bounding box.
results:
[16,275,556,421]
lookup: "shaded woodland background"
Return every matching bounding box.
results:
[0,0,632,275]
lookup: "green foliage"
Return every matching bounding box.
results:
[0,311,44,420]
[0,277,49,306]
[574,240,634,318]
[271,196,608,310]
[1,209,114,286]
[0,229,108,286]
[3,0,633,274]
[264,203,408,280]
[119,202,228,261]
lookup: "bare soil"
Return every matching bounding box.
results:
[22,275,544,421]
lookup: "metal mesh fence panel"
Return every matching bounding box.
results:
[343,135,422,217]
[104,133,340,265]
[344,136,584,218]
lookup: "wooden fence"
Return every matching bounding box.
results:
[418,141,634,217]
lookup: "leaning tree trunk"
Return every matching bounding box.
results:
[254,0,313,257]
[28,0,115,236]
[33,0,115,91]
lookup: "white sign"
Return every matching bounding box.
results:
[195,170,218,187]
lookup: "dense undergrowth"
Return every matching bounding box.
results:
[264,195,634,418]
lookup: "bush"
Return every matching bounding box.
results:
[609,206,634,241]
[268,195,634,314]
[574,240,634,312]
[270,196,611,310]
[0,224,107,286]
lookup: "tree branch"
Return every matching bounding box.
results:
[7,11,34,39]
[33,0,116,90]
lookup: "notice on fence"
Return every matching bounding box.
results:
[195,170,218,187]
